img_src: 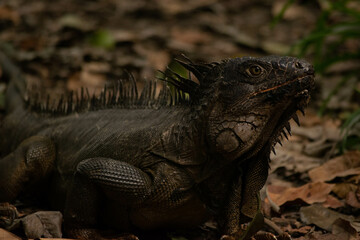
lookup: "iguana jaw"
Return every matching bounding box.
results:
[271,88,311,146]
[263,71,314,153]
[240,85,313,162]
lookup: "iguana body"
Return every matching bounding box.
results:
[0,52,314,239]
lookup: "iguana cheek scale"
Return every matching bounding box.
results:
[0,52,314,240]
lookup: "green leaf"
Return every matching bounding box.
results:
[0,92,4,110]
[318,75,351,116]
[341,108,360,152]
[270,0,295,28]
[237,193,264,240]
[88,29,115,49]
[238,212,264,240]
[0,83,6,110]
[171,237,188,240]
[159,59,190,99]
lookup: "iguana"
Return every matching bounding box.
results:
[0,52,314,240]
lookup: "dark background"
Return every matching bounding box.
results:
[0,0,359,239]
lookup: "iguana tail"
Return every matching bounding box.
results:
[0,51,26,113]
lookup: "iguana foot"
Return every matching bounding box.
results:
[116,233,140,240]
[251,232,291,240]
[0,136,55,201]
[67,228,139,240]
[0,202,19,228]
[220,232,291,240]
[220,234,238,240]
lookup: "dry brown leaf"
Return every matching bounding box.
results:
[320,75,358,110]
[348,175,360,184]
[299,232,353,240]
[22,211,62,239]
[270,147,321,174]
[28,238,76,240]
[300,204,359,232]
[19,36,47,51]
[332,183,358,199]
[267,182,334,208]
[308,151,360,182]
[133,45,170,72]
[0,228,21,240]
[288,225,313,235]
[332,218,360,240]
[66,72,82,91]
[346,191,360,208]
[270,216,299,233]
[0,6,20,25]
[297,109,323,127]
[58,14,93,31]
[303,138,335,157]
[322,195,345,209]
[156,0,217,15]
[262,197,272,219]
[78,62,109,93]
[171,27,212,46]
[272,1,316,21]
[111,29,137,43]
[291,116,341,142]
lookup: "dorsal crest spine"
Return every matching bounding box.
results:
[27,57,221,116]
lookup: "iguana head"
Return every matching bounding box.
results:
[202,56,315,162]
[162,55,313,164]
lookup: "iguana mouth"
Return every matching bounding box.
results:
[249,74,314,99]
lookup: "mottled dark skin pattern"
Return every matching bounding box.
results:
[0,52,314,240]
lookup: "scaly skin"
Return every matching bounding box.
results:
[0,52,314,239]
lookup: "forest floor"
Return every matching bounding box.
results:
[0,0,359,239]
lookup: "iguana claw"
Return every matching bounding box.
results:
[250,232,292,240]
[221,232,292,240]
[0,202,19,228]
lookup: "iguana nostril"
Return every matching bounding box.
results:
[295,61,303,69]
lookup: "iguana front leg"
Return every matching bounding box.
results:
[222,172,242,236]
[64,158,152,240]
[222,155,269,240]
[0,136,55,202]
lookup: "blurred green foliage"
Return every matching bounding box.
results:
[0,92,4,110]
[157,59,191,103]
[88,29,116,49]
[0,82,6,110]
[293,1,360,72]
[341,108,360,151]
[276,0,360,151]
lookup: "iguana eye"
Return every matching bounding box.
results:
[247,65,263,77]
